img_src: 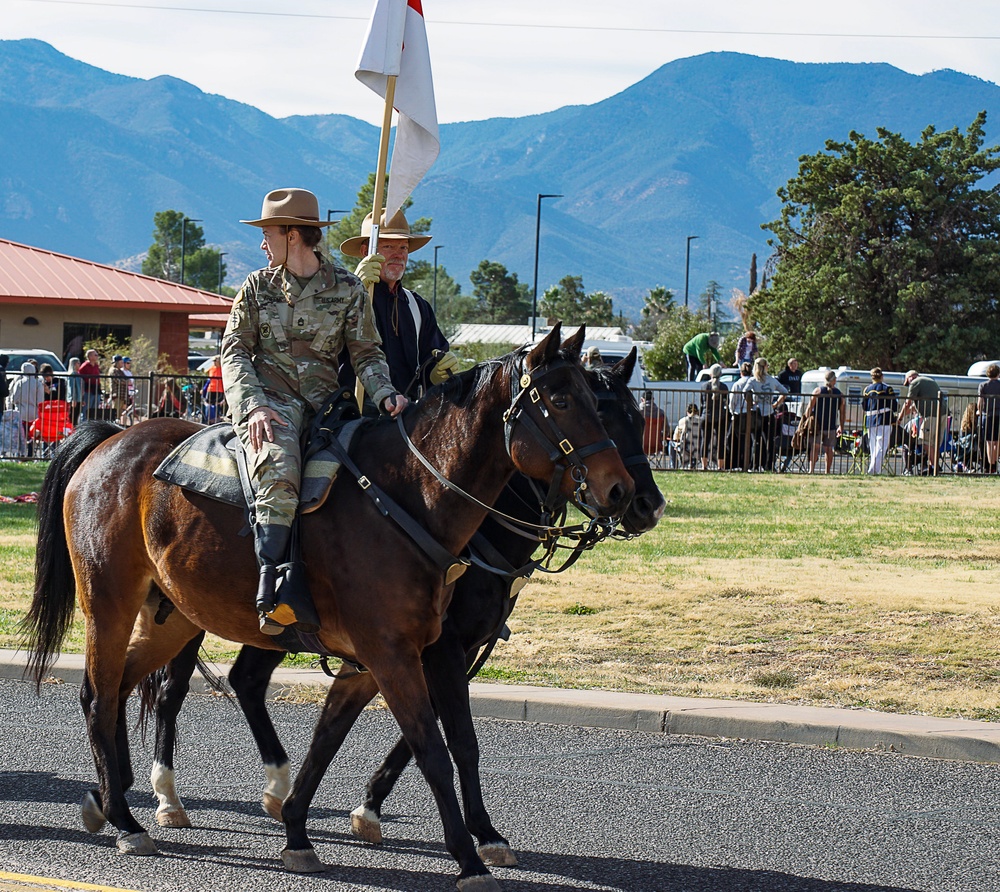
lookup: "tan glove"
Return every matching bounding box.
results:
[429,349,460,385]
[354,253,385,289]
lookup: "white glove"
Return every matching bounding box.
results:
[429,350,460,385]
[354,253,385,289]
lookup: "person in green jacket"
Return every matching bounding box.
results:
[682,331,722,381]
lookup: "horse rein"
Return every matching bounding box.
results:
[395,351,620,536]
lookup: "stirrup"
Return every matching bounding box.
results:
[259,612,286,635]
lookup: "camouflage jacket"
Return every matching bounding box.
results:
[221,255,395,426]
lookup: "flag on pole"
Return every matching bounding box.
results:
[356,0,440,222]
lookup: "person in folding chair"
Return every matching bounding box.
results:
[222,188,408,634]
[338,208,458,407]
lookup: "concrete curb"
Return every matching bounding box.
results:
[4,649,999,764]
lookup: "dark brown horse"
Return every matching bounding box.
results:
[141,351,665,867]
[24,325,634,891]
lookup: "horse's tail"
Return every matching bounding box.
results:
[23,421,122,688]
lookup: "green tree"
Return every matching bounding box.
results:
[642,308,711,381]
[404,258,467,335]
[325,173,429,272]
[751,112,1000,373]
[539,275,614,326]
[468,260,531,323]
[141,210,225,291]
[632,285,676,341]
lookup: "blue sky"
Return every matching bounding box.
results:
[7,0,1000,123]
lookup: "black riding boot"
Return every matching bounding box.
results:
[253,523,321,636]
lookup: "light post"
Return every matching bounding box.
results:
[433,245,446,314]
[532,193,562,338]
[217,252,227,294]
[327,209,348,223]
[180,217,202,286]
[684,235,699,309]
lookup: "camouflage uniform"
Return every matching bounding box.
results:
[221,254,395,528]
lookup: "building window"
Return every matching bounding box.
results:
[63,322,133,362]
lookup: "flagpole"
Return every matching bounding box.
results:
[356,74,397,410]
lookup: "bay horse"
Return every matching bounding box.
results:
[24,325,634,891]
[141,351,665,869]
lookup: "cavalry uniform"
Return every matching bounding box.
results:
[222,256,395,528]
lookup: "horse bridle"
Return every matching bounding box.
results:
[501,353,618,519]
[398,351,619,531]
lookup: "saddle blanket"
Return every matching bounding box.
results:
[153,420,364,514]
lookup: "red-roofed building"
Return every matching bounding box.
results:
[0,237,232,370]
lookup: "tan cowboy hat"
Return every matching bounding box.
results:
[340,208,431,257]
[240,188,333,228]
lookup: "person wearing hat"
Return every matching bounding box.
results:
[339,209,457,400]
[583,345,603,371]
[682,331,722,382]
[700,363,729,469]
[222,187,406,633]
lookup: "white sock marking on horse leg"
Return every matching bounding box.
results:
[264,762,290,801]
[150,762,181,812]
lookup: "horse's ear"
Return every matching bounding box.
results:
[561,326,586,360]
[527,322,563,369]
[610,346,638,383]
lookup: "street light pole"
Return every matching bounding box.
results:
[532,193,562,339]
[217,252,227,294]
[180,217,202,286]
[327,209,348,223]
[684,235,699,309]
[433,245,445,314]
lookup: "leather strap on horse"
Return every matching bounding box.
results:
[323,428,470,586]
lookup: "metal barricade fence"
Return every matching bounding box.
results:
[0,371,224,460]
[635,384,985,476]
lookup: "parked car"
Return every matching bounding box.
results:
[0,348,67,373]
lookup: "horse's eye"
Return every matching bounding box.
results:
[549,392,570,410]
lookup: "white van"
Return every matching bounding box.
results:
[967,360,1000,377]
[799,366,984,427]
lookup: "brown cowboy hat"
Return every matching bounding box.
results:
[340,209,431,258]
[240,188,334,228]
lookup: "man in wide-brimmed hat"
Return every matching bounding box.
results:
[340,208,457,401]
[222,187,407,634]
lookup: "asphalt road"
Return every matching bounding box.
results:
[0,677,997,892]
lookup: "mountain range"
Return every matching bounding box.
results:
[3,38,1000,316]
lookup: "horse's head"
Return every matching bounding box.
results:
[504,324,634,520]
[588,348,665,534]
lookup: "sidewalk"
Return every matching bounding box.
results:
[3,648,999,764]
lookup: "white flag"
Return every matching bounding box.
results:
[357,0,440,222]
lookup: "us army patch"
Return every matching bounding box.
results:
[260,322,272,338]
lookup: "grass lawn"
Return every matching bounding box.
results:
[3,460,999,720]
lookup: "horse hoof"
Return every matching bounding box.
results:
[117,832,158,855]
[155,806,192,828]
[262,793,285,823]
[281,848,325,873]
[350,805,382,844]
[478,842,518,867]
[81,792,106,833]
[456,874,501,891]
